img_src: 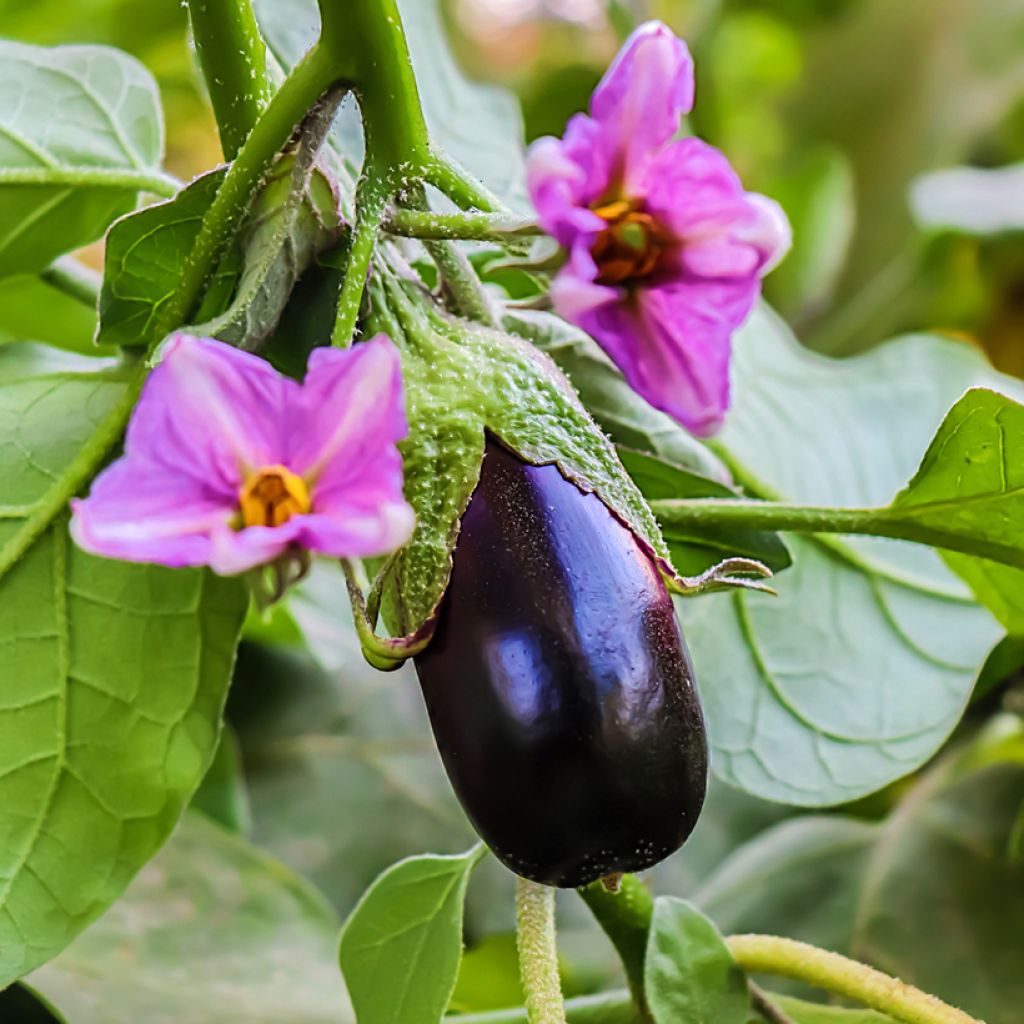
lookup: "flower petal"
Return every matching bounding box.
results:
[526,124,607,246]
[294,502,416,560]
[70,456,234,568]
[590,21,695,190]
[577,281,750,436]
[206,522,300,576]
[644,138,791,278]
[550,242,621,322]
[129,334,297,493]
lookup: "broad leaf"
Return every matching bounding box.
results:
[339,846,485,1024]
[644,898,749,1024]
[911,163,1024,235]
[0,360,247,984]
[698,737,1024,1024]
[683,309,1005,804]
[253,0,528,210]
[0,42,167,276]
[0,273,100,355]
[27,812,346,1023]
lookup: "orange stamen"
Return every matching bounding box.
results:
[239,465,310,528]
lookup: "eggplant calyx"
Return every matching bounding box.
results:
[667,556,777,598]
[342,559,436,670]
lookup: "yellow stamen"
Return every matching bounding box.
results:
[591,200,668,286]
[239,465,310,528]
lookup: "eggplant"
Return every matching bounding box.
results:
[414,441,707,888]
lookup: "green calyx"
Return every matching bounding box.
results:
[359,263,672,642]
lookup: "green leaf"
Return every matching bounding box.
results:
[943,556,1024,635]
[26,811,346,1023]
[683,308,1005,804]
[698,738,1024,1024]
[96,169,227,348]
[911,163,1024,235]
[0,41,169,277]
[644,898,749,1024]
[885,388,1024,566]
[0,364,247,984]
[369,282,670,635]
[339,846,486,1024]
[253,0,528,211]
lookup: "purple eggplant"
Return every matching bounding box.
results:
[414,441,707,887]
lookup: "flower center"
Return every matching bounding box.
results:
[239,465,310,528]
[591,200,667,286]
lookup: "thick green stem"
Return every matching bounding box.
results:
[424,239,497,326]
[331,179,388,346]
[154,44,337,340]
[426,151,506,213]
[384,207,540,241]
[650,497,1024,572]
[41,257,101,308]
[188,0,272,159]
[516,878,567,1024]
[578,876,653,1021]
[0,166,179,196]
[727,935,982,1024]
[445,991,638,1024]
[317,0,431,175]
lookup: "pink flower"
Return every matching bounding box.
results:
[71,334,415,576]
[526,21,791,436]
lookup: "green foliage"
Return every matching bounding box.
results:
[0,273,99,354]
[339,846,485,1024]
[643,898,749,1024]
[684,309,1006,804]
[698,728,1024,1024]
[0,41,167,277]
[25,812,345,1023]
[0,358,246,985]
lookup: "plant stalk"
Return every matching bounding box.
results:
[727,935,983,1024]
[187,0,272,159]
[516,877,567,1024]
[41,257,101,308]
[384,208,541,241]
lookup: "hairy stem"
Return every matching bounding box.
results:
[649,497,1024,573]
[41,256,101,308]
[187,0,272,159]
[425,239,497,326]
[727,935,982,1024]
[516,878,567,1024]
[578,875,653,1021]
[445,991,638,1024]
[331,179,388,346]
[0,166,179,196]
[153,44,337,341]
[384,207,540,241]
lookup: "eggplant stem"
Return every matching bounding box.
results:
[340,558,435,670]
[515,877,567,1024]
[667,557,777,598]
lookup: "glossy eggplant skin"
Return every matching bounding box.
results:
[414,441,707,888]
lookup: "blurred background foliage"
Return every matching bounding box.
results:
[1,1,1022,1021]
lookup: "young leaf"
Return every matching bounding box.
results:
[26,812,344,1024]
[339,846,486,1024]
[0,42,169,276]
[644,898,749,1024]
[0,359,247,985]
[96,169,229,348]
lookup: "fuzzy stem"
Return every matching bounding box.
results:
[153,44,337,340]
[578,876,653,1021]
[384,207,541,241]
[424,239,497,326]
[516,878,567,1024]
[727,935,983,1024]
[40,257,101,308]
[331,179,388,346]
[187,0,272,159]
[445,991,638,1024]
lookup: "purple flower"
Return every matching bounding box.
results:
[526,21,790,436]
[71,334,415,576]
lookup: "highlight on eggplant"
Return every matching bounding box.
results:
[414,440,708,888]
